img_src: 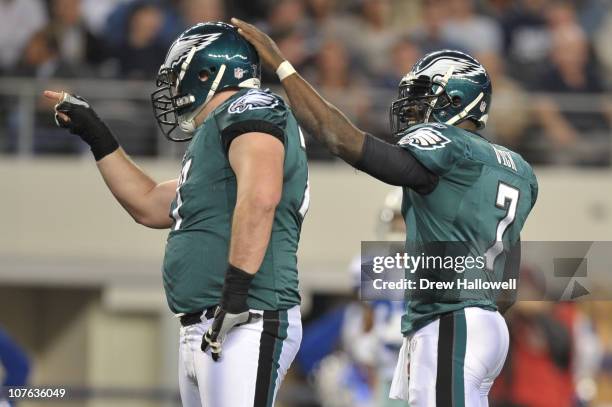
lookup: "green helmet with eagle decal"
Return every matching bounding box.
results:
[151,22,261,141]
[389,49,492,137]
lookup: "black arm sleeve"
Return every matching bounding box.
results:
[354,133,438,194]
[221,120,284,154]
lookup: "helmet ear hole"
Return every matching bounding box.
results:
[451,95,462,107]
[199,70,210,82]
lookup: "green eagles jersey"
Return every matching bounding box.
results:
[397,123,538,335]
[163,88,309,314]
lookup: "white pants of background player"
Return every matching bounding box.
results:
[390,307,509,407]
[178,305,302,407]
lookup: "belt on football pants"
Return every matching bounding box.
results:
[180,306,217,327]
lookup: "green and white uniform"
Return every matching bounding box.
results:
[166,88,308,407]
[163,87,309,314]
[389,123,538,407]
[397,122,537,336]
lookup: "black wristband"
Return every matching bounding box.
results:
[88,125,120,161]
[220,264,254,314]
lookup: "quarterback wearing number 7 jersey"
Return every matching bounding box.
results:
[233,18,537,407]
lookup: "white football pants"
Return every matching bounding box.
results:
[178,306,302,407]
[390,307,509,407]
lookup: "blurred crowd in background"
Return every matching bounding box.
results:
[2,2,612,406]
[0,0,611,164]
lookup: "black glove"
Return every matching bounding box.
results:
[201,265,261,361]
[54,93,119,161]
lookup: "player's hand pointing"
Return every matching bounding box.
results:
[42,90,119,161]
[231,18,286,72]
[201,307,261,361]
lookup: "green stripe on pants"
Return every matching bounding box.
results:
[266,309,288,407]
[452,309,467,407]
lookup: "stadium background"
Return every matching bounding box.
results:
[1,0,611,406]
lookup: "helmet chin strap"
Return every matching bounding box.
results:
[179,64,227,133]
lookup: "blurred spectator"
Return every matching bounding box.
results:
[499,0,552,84]
[81,0,126,36]
[178,0,225,28]
[387,0,422,31]
[379,35,422,88]
[266,0,305,33]
[441,0,503,54]
[112,2,167,79]
[305,0,337,27]
[491,301,573,407]
[266,28,312,84]
[477,52,531,152]
[306,39,370,127]
[594,8,612,84]
[533,25,611,166]
[12,29,76,78]
[0,0,609,165]
[491,301,601,407]
[104,1,178,51]
[261,0,314,83]
[48,0,108,74]
[546,0,577,30]
[0,0,47,72]
[410,0,463,54]
[303,39,371,157]
[342,0,398,77]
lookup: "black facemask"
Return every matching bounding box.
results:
[389,74,453,137]
[151,67,195,141]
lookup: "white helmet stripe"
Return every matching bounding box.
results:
[177,47,197,88]
[425,66,454,123]
[203,63,226,105]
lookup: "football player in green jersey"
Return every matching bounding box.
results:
[44,22,309,407]
[233,19,538,407]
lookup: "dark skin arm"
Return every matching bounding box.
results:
[231,18,365,164]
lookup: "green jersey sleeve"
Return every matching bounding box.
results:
[396,123,466,176]
[214,88,288,153]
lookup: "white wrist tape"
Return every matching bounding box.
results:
[276,61,296,81]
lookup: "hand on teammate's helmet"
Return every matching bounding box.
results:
[43,90,119,160]
[201,307,261,362]
[231,18,286,72]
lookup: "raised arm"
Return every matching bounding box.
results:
[231,18,438,193]
[231,19,364,163]
[43,91,176,228]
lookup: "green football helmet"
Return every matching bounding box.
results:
[389,50,492,137]
[152,22,261,141]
